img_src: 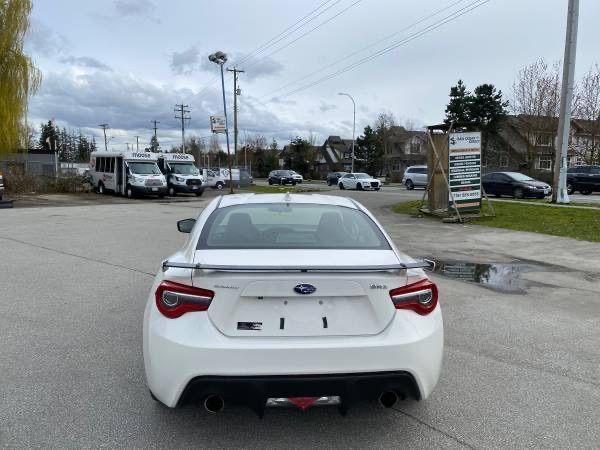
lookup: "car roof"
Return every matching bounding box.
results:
[407,165,426,168]
[218,193,359,209]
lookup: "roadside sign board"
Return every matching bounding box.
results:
[448,132,481,213]
[210,115,226,133]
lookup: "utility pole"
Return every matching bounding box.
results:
[134,136,140,152]
[98,123,109,151]
[552,0,579,203]
[227,67,245,168]
[150,120,159,138]
[174,104,190,153]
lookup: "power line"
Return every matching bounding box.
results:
[235,0,343,67]
[174,103,191,153]
[271,0,490,101]
[244,0,363,71]
[264,0,470,99]
[150,120,160,138]
[195,0,346,100]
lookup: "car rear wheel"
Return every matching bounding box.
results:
[327,180,332,186]
[339,182,344,190]
[580,187,592,195]
[168,186,176,197]
[513,187,524,199]
[405,180,414,190]
[97,182,105,194]
[216,182,224,190]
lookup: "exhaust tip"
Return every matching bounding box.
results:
[203,394,225,413]
[379,391,398,408]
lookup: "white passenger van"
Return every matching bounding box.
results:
[200,168,226,190]
[157,153,204,197]
[89,151,167,198]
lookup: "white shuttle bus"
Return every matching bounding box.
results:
[157,153,204,196]
[89,151,167,198]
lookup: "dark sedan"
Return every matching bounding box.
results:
[482,172,551,199]
[268,170,296,186]
[326,171,347,186]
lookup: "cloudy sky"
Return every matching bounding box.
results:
[25,0,600,151]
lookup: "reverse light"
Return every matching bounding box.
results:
[389,278,438,315]
[155,280,214,319]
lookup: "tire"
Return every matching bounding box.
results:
[327,180,332,186]
[292,180,297,186]
[339,182,344,190]
[126,184,134,199]
[168,186,176,197]
[567,183,575,195]
[97,182,105,195]
[580,187,592,195]
[405,180,414,190]
[374,188,380,191]
[268,179,273,185]
[356,183,363,191]
[158,194,165,199]
[195,190,203,197]
[216,182,224,190]
[513,187,524,199]
[494,193,501,198]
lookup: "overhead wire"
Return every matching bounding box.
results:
[269,0,490,101]
[263,0,470,99]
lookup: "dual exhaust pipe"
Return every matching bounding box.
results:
[202,391,399,413]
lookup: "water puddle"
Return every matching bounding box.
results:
[426,258,552,294]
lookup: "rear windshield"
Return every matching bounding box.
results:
[197,203,391,250]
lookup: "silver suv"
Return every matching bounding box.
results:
[402,165,428,190]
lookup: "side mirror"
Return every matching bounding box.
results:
[177,218,196,233]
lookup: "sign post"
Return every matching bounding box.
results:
[448,132,482,214]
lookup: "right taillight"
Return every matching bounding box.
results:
[155,280,214,319]
[389,278,438,316]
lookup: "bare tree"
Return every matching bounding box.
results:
[374,112,396,174]
[573,64,600,164]
[511,58,563,171]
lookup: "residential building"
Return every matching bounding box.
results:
[380,126,428,181]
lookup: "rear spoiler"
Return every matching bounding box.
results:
[162,260,435,273]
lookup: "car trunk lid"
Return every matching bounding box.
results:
[192,249,406,337]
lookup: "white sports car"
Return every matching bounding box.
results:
[144,193,443,416]
[338,172,381,190]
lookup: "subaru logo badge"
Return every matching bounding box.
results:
[294,284,316,295]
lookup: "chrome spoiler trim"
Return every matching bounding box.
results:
[162,260,434,273]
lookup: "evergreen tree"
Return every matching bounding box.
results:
[444,80,472,124]
[469,84,509,132]
[38,120,58,151]
[148,135,160,152]
[286,137,311,175]
[355,125,382,175]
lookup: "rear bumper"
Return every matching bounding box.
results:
[179,371,419,415]
[143,296,444,409]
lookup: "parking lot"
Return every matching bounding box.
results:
[1,187,599,448]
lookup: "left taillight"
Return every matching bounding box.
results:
[155,280,214,319]
[389,278,438,316]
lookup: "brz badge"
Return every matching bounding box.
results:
[370,284,387,289]
[294,284,316,295]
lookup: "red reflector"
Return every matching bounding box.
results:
[155,280,214,319]
[288,397,319,411]
[389,278,438,315]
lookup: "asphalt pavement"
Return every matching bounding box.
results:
[0,188,599,448]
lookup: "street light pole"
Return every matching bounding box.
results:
[209,51,234,194]
[552,0,579,203]
[338,93,356,173]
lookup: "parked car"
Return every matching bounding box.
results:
[0,171,4,201]
[290,171,303,183]
[338,172,381,190]
[326,171,347,186]
[145,193,442,415]
[567,165,600,195]
[402,165,428,190]
[482,172,551,198]
[268,170,296,185]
